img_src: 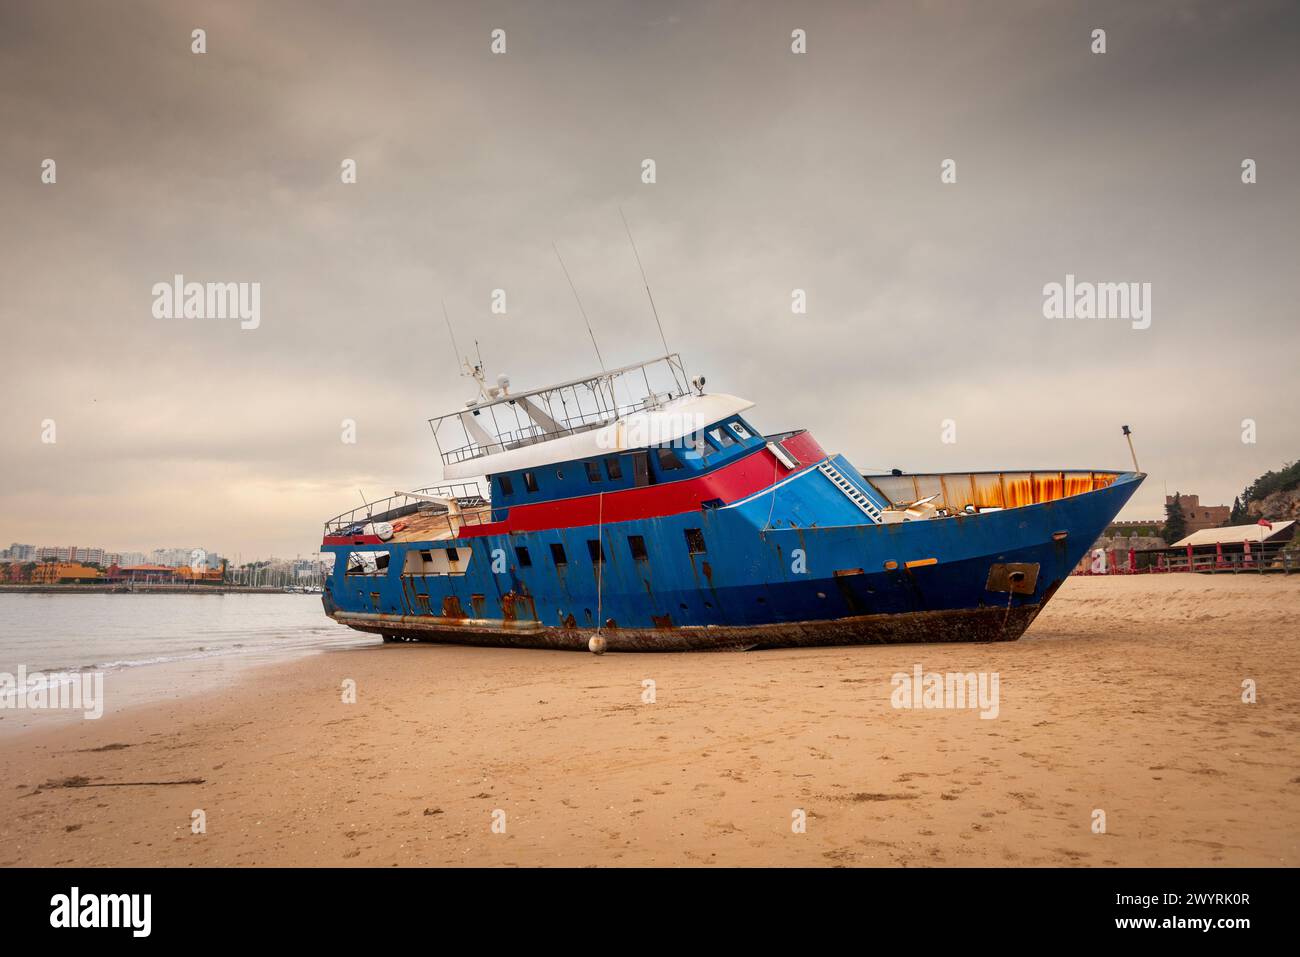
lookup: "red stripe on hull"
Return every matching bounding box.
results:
[320,438,829,546]
[460,446,814,538]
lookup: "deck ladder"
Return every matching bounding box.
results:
[817,461,882,524]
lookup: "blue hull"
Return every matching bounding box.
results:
[323,470,1142,650]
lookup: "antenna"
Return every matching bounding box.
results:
[619,206,671,357]
[442,300,473,378]
[553,241,606,372]
[442,301,493,402]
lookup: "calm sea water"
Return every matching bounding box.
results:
[0,593,376,732]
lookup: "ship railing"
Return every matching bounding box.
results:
[430,354,691,468]
[323,481,489,537]
[439,392,681,465]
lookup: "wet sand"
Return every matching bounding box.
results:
[2,574,1297,867]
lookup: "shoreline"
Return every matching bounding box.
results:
[0,633,377,738]
[2,575,1296,867]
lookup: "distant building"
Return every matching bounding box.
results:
[1167,494,1230,534]
[3,543,36,562]
[33,545,107,565]
[1104,519,1164,538]
[290,558,324,581]
[149,547,222,569]
[31,562,103,584]
[149,548,191,568]
[115,564,183,583]
[174,560,226,583]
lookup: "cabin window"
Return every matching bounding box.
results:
[587,539,605,564]
[605,456,623,480]
[523,471,539,493]
[684,528,707,555]
[585,461,602,484]
[707,426,737,449]
[345,551,389,575]
[402,548,470,576]
[627,535,649,561]
[499,474,514,496]
[515,546,532,568]
[656,448,684,471]
[550,543,567,566]
[729,420,753,440]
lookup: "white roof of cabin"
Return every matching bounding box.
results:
[441,392,754,480]
[1172,519,1294,547]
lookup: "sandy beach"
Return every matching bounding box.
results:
[2,574,1296,867]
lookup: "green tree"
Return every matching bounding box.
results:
[1227,495,1244,525]
[1239,460,1300,519]
[1163,492,1188,544]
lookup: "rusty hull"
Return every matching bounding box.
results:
[331,602,1044,652]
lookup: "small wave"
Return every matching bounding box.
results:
[0,670,94,701]
[14,637,370,676]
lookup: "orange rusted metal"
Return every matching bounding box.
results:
[866,470,1120,513]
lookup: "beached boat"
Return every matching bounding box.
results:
[320,355,1143,650]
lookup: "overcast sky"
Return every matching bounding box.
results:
[2,0,1297,560]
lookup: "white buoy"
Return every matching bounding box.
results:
[588,634,607,655]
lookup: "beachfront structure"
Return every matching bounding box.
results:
[112,564,185,584]
[1172,520,1295,552]
[1079,519,1297,575]
[173,561,227,582]
[319,355,1143,650]
[30,562,103,584]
